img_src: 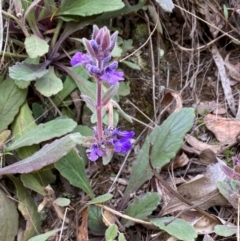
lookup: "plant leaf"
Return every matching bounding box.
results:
[120,108,195,209]
[102,83,119,106]
[55,149,94,199]
[88,205,106,235]
[105,224,118,241]
[89,193,113,204]
[8,175,41,241]
[150,217,197,241]
[53,198,70,207]
[25,35,49,58]
[7,118,77,151]
[58,0,124,16]
[34,67,63,97]
[0,189,18,241]
[9,61,49,81]
[28,229,59,241]
[21,174,46,196]
[118,233,126,241]
[0,133,84,175]
[0,78,27,133]
[11,101,40,159]
[214,225,237,237]
[121,192,160,227]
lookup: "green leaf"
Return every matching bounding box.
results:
[0,189,18,241]
[118,82,130,96]
[53,74,77,105]
[0,133,84,175]
[34,67,63,97]
[28,229,59,241]
[8,175,41,241]
[31,169,56,187]
[21,174,46,196]
[214,225,237,237]
[11,101,40,159]
[89,193,113,204]
[55,149,94,199]
[122,192,160,227]
[25,35,49,58]
[58,0,124,16]
[121,108,195,208]
[102,83,119,106]
[122,60,141,70]
[9,61,49,81]
[150,217,197,241]
[105,224,118,241]
[88,205,106,235]
[0,78,27,133]
[53,198,70,207]
[7,118,77,151]
[118,233,126,241]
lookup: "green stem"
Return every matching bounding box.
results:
[0,51,27,58]
[51,19,63,49]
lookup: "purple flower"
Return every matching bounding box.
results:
[112,128,135,138]
[70,52,92,67]
[86,143,103,161]
[113,137,132,153]
[100,62,124,85]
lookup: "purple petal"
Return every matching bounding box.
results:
[92,25,100,39]
[100,67,124,85]
[113,128,135,138]
[113,138,132,153]
[70,52,91,67]
[108,31,118,53]
[86,144,103,161]
[86,64,100,74]
[83,38,97,58]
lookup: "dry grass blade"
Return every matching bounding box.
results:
[211,45,236,115]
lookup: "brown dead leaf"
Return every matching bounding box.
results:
[194,101,226,115]
[163,152,189,170]
[199,149,218,165]
[185,134,221,154]
[78,208,88,241]
[212,45,236,115]
[161,163,228,216]
[193,215,220,234]
[204,114,240,143]
[102,210,115,226]
[71,90,81,123]
[161,92,182,114]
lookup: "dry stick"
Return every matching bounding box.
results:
[145,13,157,121]
[148,143,219,223]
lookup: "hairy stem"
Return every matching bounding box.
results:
[96,79,103,140]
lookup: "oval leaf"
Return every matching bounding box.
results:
[105,224,118,241]
[150,217,197,241]
[25,35,49,58]
[9,61,49,81]
[34,67,63,97]
[122,192,160,227]
[53,197,70,207]
[89,193,113,204]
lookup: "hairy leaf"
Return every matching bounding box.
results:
[25,35,49,58]
[0,133,84,175]
[0,78,27,133]
[0,189,18,241]
[7,118,77,151]
[120,108,195,209]
[150,217,197,241]
[55,149,94,198]
[58,0,124,16]
[122,192,160,227]
[9,61,49,81]
[34,67,63,97]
